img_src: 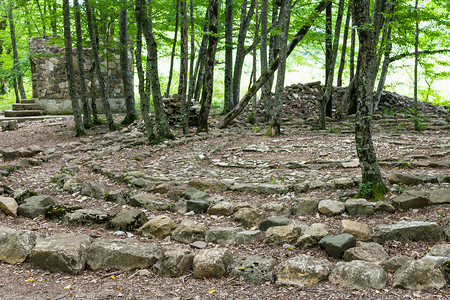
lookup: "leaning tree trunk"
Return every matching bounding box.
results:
[196,0,219,133]
[85,0,116,131]
[119,8,137,125]
[166,0,180,97]
[74,0,92,129]
[8,4,26,101]
[337,2,351,87]
[268,0,291,136]
[62,0,85,136]
[179,0,189,134]
[141,0,173,139]
[352,0,388,201]
[222,0,234,114]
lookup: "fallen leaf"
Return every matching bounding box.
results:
[24,278,35,283]
[208,289,216,294]
[64,284,71,290]
[110,275,116,279]
[238,267,245,270]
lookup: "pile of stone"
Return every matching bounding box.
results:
[162,94,201,125]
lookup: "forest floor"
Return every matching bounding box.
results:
[0,101,449,299]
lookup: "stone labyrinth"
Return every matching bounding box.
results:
[0,113,449,298]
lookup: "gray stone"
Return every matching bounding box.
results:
[392,191,429,211]
[181,187,210,200]
[63,177,84,193]
[186,199,209,214]
[257,183,289,194]
[329,260,387,290]
[289,182,309,193]
[81,183,109,199]
[232,202,253,213]
[235,230,264,245]
[172,199,187,214]
[107,209,148,231]
[438,174,450,183]
[345,198,374,216]
[17,196,55,218]
[104,190,129,204]
[297,223,330,248]
[309,179,327,190]
[230,183,259,193]
[0,148,20,161]
[374,201,396,213]
[153,248,194,277]
[259,216,292,231]
[171,220,207,243]
[388,172,436,185]
[129,193,171,211]
[319,234,357,259]
[232,256,278,284]
[343,242,389,264]
[62,209,110,226]
[318,200,345,216]
[31,233,92,274]
[428,244,450,258]
[339,220,372,241]
[13,189,36,204]
[429,189,450,204]
[333,177,354,189]
[207,201,234,216]
[264,223,303,245]
[87,239,163,271]
[137,215,177,238]
[193,248,233,278]
[0,120,17,131]
[393,260,446,290]
[205,227,243,245]
[190,241,207,249]
[0,228,41,264]
[373,221,444,243]
[0,196,18,216]
[275,255,332,285]
[261,202,292,216]
[382,255,413,272]
[291,197,319,216]
[189,178,229,192]
[233,207,267,228]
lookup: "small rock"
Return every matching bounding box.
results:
[392,191,429,211]
[259,216,292,231]
[62,209,110,226]
[0,228,41,264]
[344,198,374,216]
[264,223,303,245]
[186,199,209,214]
[319,234,357,259]
[171,220,207,243]
[388,172,436,185]
[393,260,446,290]
[181,187,210,200]
[343,241,389,264]
[275,254,331,285]
[382,255,413,272]
[427,244,450,258]
[339,220,372,241]
[107,209,148,231]
[373,221,444,243]
[137,215,177,238]
[261,202,292,216]
[297,223,330,248]
[153,248,194,277]
[374,201,395,213]
[333,177,354,189]
[129,193,171,211]
[0,196,18,216]
[329,260,387,290]
[190,241,207,249]
[207,201,234,216]
[205,227,243,245]
[193,248,233,278]
[429,189,450,204]
[231,256,278,284]
[291,197,319,215]
[235,230,264,245]
[318,200,345,216]
[17,196,55,218]
[233,207,267,228]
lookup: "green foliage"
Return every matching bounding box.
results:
[45,203,82,220]
[358,182,373,199]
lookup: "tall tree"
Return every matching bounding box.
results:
[74,0,92,129]
[196,0,219,133]
[179,0,189,134]
[222,0,234,114]
[187,0,196,107]
[413,0,420,131]
[166,0,180,97]
[260,0,271,120]
[8,4,26,101]
[62,0,85,136]
[85,0,116,131]
[119,8,137,126]
[337,2,351,87]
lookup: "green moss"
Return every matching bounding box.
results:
[28,190,38,196]
[45,203,82,220]
[356,181,389,201]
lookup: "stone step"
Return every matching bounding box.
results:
[4,110,44,117]
[12,103,41,111]
[21,98,37,104]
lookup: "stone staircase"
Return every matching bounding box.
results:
[4,98,45,117]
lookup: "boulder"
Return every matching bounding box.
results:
[193,248,233,278]
[427,244,450,258]
[319,234,357,259]
[381,255,413,272]
[429,189,450,204]
[87,239,163,271]
[0,228,41,264]
[264,223,303,245]
[189,178,229,192]
[259,216,292,231]
[153,248,194,277]
[339,220,372,241]
[0,196,18,216]
[318,200,345,217]
[392,191,429,211]
[171,220,207,243]
[261,202,292,216]
[291,197,319,216]
[17,196,55,218]
[231,256,279,284]
[393,260,446,290]
[137,215,177,238]
[373,221,444,243]
[181,187,210,200]
[63,177,84,193]
[343,242,389,264]
[275,255,331,285]
[205,227,243,245]
[388,172,437,185]
[104,190,130,204]
[81,183,109,199]
[333,177,354,189]
[207,201,234,216]
[62,209,110,226]
[344,198,374,216]
[235,230,264,245]
[107,209,148,231]
[257,183,289,194]
[31,233,92,274]
[329,260,387,290]
[129,193,171,211]
[186,199,209,214]
[13,189,36,205]
[374,201,396,213]
[297,223,330,248]
[233,207,267,228]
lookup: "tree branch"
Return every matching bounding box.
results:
[389,49,450,63]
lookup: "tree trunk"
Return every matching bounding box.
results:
[251,0,259,116]
[179,0,189,134]
[166,0,180,97]
[260,0,271,120]
[374,20,393,112]
[232,0,256,109]
[119,9,137,125]
[222,0,234,114]
[0,19,6,95]
[52,1,57,35]
[141,0,173,139]
[349,27,356,82]
[8,4,26,101]
[268,0,291,136]
[193,10,210,103]
[135,0,155,141]
[85,0,116,131]
[196,0,219,133]
[74,0,92,129]
[218,0,330,128]
[413,0,420,131]
[62,0,85,136]
[337,2,351,87]
[187,0,196,108]
[352,0,388,201]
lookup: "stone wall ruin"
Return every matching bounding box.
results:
[29,35,129,114]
